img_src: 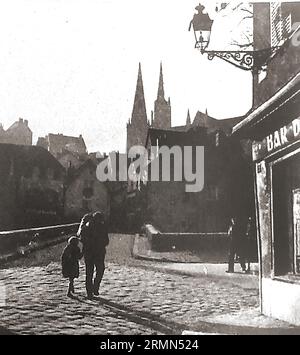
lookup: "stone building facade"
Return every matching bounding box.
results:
[64,159,110,222]
[0,144,65,230]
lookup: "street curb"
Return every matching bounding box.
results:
[90,296,300,335]
[98,298,183,335]
[132,235,258,289]
[132,234,199,264]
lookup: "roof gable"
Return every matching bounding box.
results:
[48,133,87,154]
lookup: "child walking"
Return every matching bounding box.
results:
[61,236,82,297]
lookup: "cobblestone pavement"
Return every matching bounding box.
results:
[0,260,259,335]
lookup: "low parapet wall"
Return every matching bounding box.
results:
[0,223,80,260]
[144,224,229,261]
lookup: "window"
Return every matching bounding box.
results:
[215,132,220,147]
[40,167,47,180]
[89,167,94,176]
[82,199,89,211]
[206,185,219,200]
[47,168,53,180]
[53,169,61,181]
[83,187,94,199]
[32,167,40,179]
[183,193,191,203]
[270,2,292,47]
[170,194,176,206]
[272,152,300,276]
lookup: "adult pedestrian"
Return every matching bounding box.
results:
[245,216,256,273]
[78,211,109,299]
[226,217,247,273]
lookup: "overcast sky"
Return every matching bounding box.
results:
[0,0,255,153]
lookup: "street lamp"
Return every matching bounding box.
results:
[189,3,281,72]
[188,4,213,51]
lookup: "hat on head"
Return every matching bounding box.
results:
[68,236,79,245]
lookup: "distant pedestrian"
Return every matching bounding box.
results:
[61,236,82,298]
[245,216,256,273]
[78,211,109,299]
[226,217,247,273]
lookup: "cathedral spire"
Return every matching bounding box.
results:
[131,63,147,125]
[153,62,171,129]
[157,62,165,100]
[127,63,148,152]
[186,109,191,126]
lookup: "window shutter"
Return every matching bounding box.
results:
[270,2,292,46]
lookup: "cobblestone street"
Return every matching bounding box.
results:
[0,234,260,335]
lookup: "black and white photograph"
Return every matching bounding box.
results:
[0,0,300,339]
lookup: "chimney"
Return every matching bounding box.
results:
[24,120,28,126]
[19,118,23,123]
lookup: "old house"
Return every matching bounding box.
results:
[57,149,87,171]
[0,118,32,146]
[37,133,87,160]
[233,2,300,324]
[64,159,110,221]
[0,144,65,230]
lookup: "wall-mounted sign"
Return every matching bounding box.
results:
[253,118,300,161]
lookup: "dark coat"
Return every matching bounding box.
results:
[80,218,109,259]
[61,244,82,279]
[228,220,244,250]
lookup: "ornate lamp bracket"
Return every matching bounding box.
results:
[201,47,280,72]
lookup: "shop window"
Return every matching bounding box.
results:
[272,153,300,276]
